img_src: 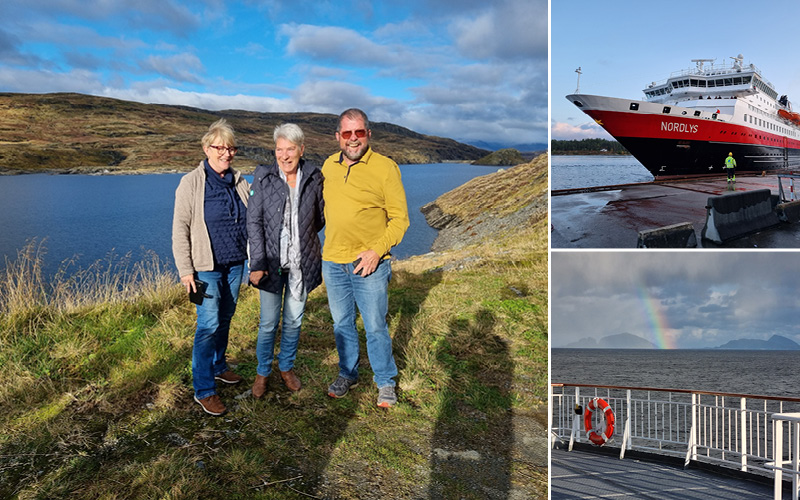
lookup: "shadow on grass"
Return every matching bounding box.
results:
[428,309,514,499]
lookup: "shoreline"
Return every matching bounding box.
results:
[0,160,497,177]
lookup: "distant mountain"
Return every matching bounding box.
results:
[0,92,489,174]
[715,334,800,350]
[466,140,547,153]
[560,332,656,349]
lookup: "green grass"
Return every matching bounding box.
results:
[0,219,547,499]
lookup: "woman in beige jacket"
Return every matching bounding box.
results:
[172,118,249,416]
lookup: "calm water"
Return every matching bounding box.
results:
[0,163,502,276]
[552,348,800,398]
[551,155,653,190]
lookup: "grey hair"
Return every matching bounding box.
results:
[336,108,370,132]
[202,118,236,147]
[274,123,305,145]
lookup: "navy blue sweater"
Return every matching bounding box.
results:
[203,160,248,266]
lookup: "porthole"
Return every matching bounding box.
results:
[630,103,639,111]
[663,106,671,114]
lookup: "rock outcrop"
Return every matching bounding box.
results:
[421,154,548,251]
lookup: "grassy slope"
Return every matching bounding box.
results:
[0,157,548,499]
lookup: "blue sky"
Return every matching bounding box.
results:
[1,0,547,148]
[552,252,800,349]
[551,0,800,141]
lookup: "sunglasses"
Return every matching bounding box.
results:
[340,129,367,140]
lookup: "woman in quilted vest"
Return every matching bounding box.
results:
[247,123,325,396]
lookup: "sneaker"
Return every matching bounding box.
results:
[215,370,243,385]
[376,385,397,408]
[194,394,226,416]
[327,376,358,398]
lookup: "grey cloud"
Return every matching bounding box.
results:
[139,53,204,83]
[15,0,201,37]
[449,0,547,61]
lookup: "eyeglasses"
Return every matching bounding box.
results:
[208,145,238,155]
[340,129,367,140]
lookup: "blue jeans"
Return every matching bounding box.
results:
[193,262,244,400]
[256,274,307,376]
[322,259,396,388]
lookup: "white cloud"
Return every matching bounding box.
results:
[551,121,613,141]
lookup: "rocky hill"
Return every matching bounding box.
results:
[472,148,525,166]
[420,154,548,252]
[0,92,489,174]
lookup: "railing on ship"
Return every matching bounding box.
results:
[551,383,800,498]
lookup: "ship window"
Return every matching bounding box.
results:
[724,78,733,86]
[743,76,751,84]
[694,111,701,117]
[662,106,671,114]
[690,79,698,87]
[629,102,639,111]
[699,80,706,87]
[707,80,715,88]
[734,77,742,85]
[716,79,724,87]
[712,113,718,119]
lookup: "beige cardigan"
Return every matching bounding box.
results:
[171,161,250,278]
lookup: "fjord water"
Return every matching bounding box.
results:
[551,155,653,190]
[552,348,800,398]
[0,163,503,276]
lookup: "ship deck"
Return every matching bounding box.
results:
[551,446,783,499]
[550,174,800,248]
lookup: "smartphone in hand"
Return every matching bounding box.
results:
[353,258,364,276]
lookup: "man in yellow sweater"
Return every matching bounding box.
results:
[321,108,409,408]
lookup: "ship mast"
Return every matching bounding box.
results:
[575,67,582,93]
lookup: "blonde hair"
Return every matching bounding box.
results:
[202,118,236,148]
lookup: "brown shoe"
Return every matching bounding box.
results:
[214,370,243,385]
[252,374,269,399]
[281,369,302,392]
[194,394,226,416]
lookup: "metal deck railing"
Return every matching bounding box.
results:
[551,384,800,499]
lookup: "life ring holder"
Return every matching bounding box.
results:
[583,397,615,446]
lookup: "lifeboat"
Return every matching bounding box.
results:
[778,108,800,125]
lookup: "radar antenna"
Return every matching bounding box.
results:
[730,54,744,72]
[691,58,715,73]
[575,67,582,93]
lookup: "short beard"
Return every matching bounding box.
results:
[342,143,368,163]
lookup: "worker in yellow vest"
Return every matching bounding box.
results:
[725,152,736,182]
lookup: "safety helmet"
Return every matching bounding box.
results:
[728,152,733,156]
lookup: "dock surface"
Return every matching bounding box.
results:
[550,175,800,248]
[551,447,781,499]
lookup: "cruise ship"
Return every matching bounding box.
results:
[567,54,800,177]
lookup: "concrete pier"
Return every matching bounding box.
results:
[551,175,800,248]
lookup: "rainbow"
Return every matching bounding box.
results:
[637,286,676,349]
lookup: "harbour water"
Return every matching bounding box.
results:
[552,348,800,398]
[551,155,653,190]
[0,163,502,276]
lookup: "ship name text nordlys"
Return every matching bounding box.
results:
[661,121,698,134]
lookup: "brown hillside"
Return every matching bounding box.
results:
[0,93,489,174]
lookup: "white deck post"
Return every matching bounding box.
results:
[741,397,748,471]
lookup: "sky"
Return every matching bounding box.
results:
[551,0,800,141]
[0,0,548,149]
[552,252,800,349]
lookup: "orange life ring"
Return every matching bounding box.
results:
[583,397,615,446]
